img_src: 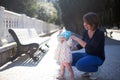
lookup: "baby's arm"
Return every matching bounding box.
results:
[67,38,73,47]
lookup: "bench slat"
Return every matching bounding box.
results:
[8,28,50,61]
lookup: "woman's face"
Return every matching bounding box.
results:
[83,22,91,30]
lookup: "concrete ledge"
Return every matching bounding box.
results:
[0,42,16,53]
[0,42,17,67]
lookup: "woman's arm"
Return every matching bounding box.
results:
[71,36,86,48]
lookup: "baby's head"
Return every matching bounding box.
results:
[59,31,72,42]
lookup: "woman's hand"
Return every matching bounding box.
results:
[70,36,79,42]
[71,36,86,48]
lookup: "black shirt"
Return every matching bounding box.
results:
[77,29,105,61]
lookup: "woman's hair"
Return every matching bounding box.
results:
[59,26,63,30]
[83,12,99,30]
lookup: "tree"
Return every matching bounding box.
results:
[0,0,38,17]
[57,0,106,34]
[52,0,62,25]
[37,2,58,23]
[22,0,39,17]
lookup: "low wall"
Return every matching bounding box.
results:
[0,6,58,67]
[0,42,17,67]
[0,30,58,67]
[0,6,58,46]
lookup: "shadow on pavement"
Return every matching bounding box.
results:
[0,51,47,71]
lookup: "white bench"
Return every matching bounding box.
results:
[8,28,50,61]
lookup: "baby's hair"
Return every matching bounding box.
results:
[59,31,72,40]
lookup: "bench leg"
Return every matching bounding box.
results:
[39,47,46,53]
[27,44,39,61]
[10,47,22,61]
[45,44,49,48]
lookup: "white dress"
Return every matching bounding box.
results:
[54,38,73,63]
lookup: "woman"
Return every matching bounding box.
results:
[71,12,105,80]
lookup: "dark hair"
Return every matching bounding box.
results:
[59,26,63,30]
[83,12,99,30]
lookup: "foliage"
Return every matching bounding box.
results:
[0,0,39,17]
[37,2,58,23]
[57,0,106,34]
[52,0,62,25]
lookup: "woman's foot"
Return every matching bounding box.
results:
[81,72,98,80]
[81,72,90,77]
[81,67,101,79]
[89,72,98,80]
[89,67,101,80]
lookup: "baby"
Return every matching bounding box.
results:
[55,31,74,80]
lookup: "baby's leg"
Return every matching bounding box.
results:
[60,62,65,77]
[56,62,65,79]
[64,62,74,80]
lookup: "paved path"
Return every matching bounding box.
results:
[0,29,120,80]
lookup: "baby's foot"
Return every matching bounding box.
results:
[56,76,64,80]
[70,77,75,80]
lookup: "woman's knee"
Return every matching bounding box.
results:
[75,58,98,72]
[75,60,85,71]
[75,62,98,72]
[72,53,86,66]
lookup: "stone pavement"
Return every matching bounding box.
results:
[0,29,120,80]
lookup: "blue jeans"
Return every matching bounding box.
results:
[72,52,104,72]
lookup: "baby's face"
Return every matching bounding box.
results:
[60,37,66,43]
